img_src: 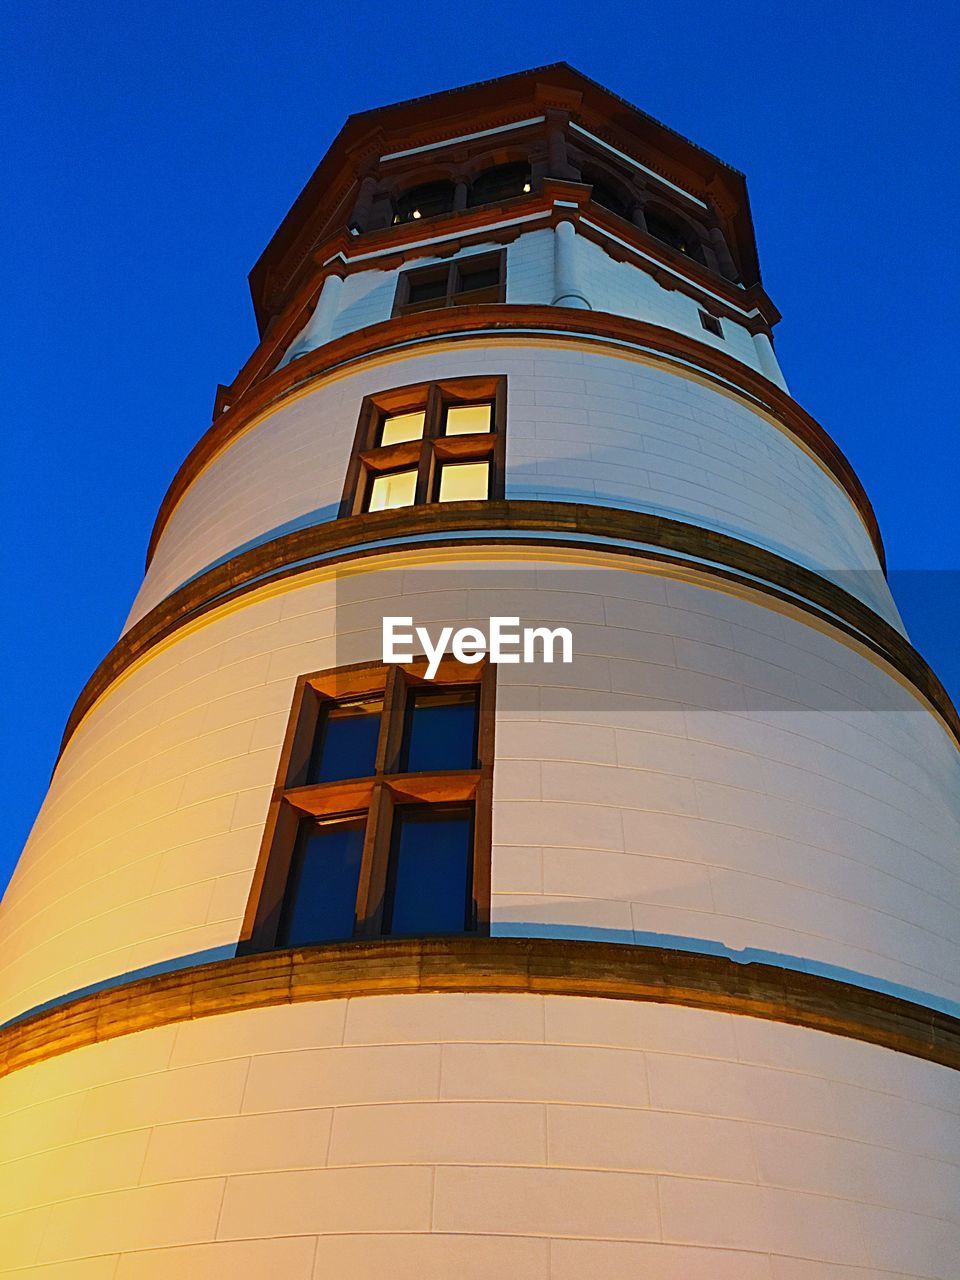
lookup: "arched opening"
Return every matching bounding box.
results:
[468,162,532,207]
[644,207,705,264]
[591,180,634,220]
[394,181,456,224]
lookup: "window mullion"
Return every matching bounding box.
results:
[379,666,407,776]
[353,780,393,938]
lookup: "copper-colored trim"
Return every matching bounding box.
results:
[2,938,957,1080]
[60,502,957,762]
[146,309,885,572]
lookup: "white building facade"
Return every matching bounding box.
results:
[1,65,958,1278]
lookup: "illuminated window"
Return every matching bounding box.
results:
[444,403,492,435]
[393,251,505,317]
[341,376,506,517]
[378,410,426,446]
[437,460,490,503]
[240,659,496,951]
[367,468,418,512]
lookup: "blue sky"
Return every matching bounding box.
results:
[2,0,958,893]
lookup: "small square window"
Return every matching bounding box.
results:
[378,410,426,446]
[394,253,504,317]
[699,310,723,337]
[383,806,474,936]
[455,260,502,303]
[437,460,490,503]
[367,468,418,512]
[278,817,366,946]
[342,377,505,517]
[406,269,448,308]
[402,686,480,773]
[444,403,493,436]
[307,697,383,784]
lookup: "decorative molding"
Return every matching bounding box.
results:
[147,309,880,572]
[224,194,776,415]
[2,937,958,1079]
[60,503,959,760]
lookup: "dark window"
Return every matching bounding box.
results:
[306,698,383,784]
[241,660,496,954]
[468,163,532,207]
[278,818,365,945]
[393,251,505,317]
[645,210,704,263]
[383,806,474,936]
[406,267,449,306]
[340,375,506,517]
[402,686,479,773]
[699,310,723,338]
[456,258,502,302]
[395,182,456,224]
[589,180,631,220]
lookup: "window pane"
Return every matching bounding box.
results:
[451,254,502,305]
[402,687,479,773]
[379,410,426,446]
[468,163,531,207]
[458,263,501,292]
[367,468,418,511]
[307,698,382,784]
[444,403,492,436]
[396,182,455,222]
[406,272,448,304]
[437,461,489,503]
[384,807,473,936]
[279,818,365,945]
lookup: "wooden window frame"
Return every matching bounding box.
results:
[239,657,496,954]
[339,374,507,517]
[392,249,506,318]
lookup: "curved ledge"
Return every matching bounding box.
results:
[61,502,958,761]
[2,937,958,1080]
[146,306,885,571]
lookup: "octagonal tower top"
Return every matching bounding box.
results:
[249,63,765,336]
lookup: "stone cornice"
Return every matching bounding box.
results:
[2,938,957,1079]
[61,503,957,761]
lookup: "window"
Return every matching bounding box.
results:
[699,310,723,338]
[645,209,705,264]
[588,180,631,220]
[340,375,506,517]
[468,163,532,207]
[394,181,456,224]
[240,659,496,952]
[393,251,505,317]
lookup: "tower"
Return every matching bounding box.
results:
[2,62,958,1276]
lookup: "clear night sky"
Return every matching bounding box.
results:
[3,1,958,895]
